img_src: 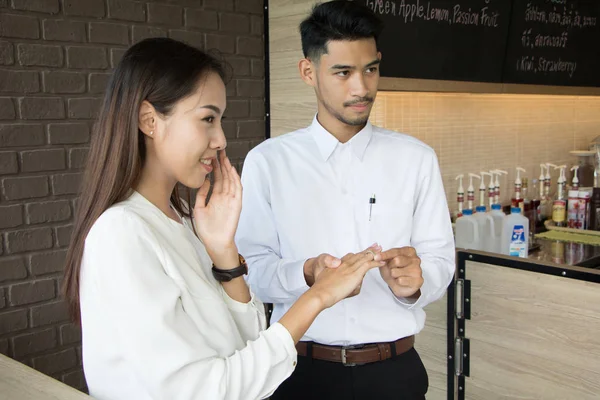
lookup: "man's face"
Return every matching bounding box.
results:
[313,39,381,127]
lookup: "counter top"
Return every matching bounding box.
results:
[0,354,91,400]
[528,238,600,268]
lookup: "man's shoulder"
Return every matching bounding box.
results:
[245,125,312,161]
[371,125,436,157]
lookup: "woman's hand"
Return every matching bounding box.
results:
[193,150,242,268]
[309,245,384,309]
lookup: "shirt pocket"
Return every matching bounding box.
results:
[366,200,413,250]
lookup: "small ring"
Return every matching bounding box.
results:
[365,250,376,259]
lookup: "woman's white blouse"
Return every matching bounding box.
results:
[79,191,297,400]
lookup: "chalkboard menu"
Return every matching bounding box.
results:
[363,0,600,87]
[503,1,600,86]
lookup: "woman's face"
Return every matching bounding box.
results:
[151,72,227,189]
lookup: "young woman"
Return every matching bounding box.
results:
[62,37,384,400]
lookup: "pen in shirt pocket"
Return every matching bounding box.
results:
[368,194,376,221]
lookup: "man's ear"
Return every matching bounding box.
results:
[299,58,317,88]
[139,100,157,138]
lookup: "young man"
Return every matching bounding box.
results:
[236,1,455,399]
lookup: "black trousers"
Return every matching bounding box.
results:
[271,346,429,400]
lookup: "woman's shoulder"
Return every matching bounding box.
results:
[86,195,159,246]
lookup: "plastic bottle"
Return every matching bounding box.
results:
[455,174,464,219]
[489,204,505,253]
[545,163,558,200]
[552,165,567,227]
[511,167,526,210]
[522,177,529,212]
[455,209,480,250]
[539,164,549,221]
[501,207,529,258]
[530,178,541,234]
[567,190,580,228]
[474,205,493,252]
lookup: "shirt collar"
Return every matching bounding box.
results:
[309,114,373,162]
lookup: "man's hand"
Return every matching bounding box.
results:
[303,253,341,287]
[379,247,423,300]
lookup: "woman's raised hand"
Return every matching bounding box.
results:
[193,151,242,264]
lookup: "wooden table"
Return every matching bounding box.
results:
[0,354,92,400]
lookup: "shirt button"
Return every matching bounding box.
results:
[293,361,297,367]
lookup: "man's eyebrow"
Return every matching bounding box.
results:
[330,64,354,70]
[329,59,380,71]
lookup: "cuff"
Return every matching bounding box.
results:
[266,322,298,361]
[391,287,421,307]
[280,258,311,297]
[391,269,432,310]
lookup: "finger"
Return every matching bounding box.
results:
[195,178,211,209]
[211,155,223,193]
[340,253,355,262]
[387,256,415,269]
[342,251,373,268]
[230,163,242,199]
[395,275,424,288]
[321,254,342,268]
[223,152,234,183]
[362,244,382,260]
[380,247,416,261]
[368,242,382,251]
[220,151,231,195]
[357,259,386,274]
[390,264,421,278]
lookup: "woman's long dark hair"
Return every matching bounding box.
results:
[63,38,227,323]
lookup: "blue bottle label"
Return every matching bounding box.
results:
[509,224,526,258]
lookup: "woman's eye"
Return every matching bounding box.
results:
[203,116,215,123]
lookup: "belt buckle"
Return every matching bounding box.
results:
[340,344,364,367]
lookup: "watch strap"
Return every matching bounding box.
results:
[211,255,248,282]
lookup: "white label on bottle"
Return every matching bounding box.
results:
[509,224,527,258]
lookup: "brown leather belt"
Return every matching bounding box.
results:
[296,336,415,366]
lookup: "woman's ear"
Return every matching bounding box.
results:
[139,100,157,138]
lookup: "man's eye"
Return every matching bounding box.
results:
[336,71,349,77]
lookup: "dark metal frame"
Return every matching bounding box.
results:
[448,249,600,399]
[263,0,271,139]
[447,276,456,399]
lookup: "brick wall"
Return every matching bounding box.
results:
[0,0,265,392]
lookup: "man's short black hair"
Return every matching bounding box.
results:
[300,1,384,61]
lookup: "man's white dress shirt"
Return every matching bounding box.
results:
[80,191,297,400]
[236,115,455,346]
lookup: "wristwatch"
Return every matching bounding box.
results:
[211,254,248,282]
